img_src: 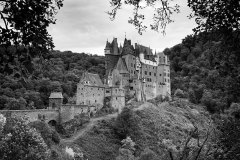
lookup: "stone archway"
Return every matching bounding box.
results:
[48,120,57,126]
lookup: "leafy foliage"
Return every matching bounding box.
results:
[0,116,50,160]
[167,32,240,113]
[188,0,240,33]
[108,0,180,34]
[116,136,136,160]
[0,0,63,76]
[30,120,61,146]
[0,51,105,109]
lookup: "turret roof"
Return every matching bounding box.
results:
[49,92,63,99]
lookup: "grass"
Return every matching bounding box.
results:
[69,99,213,160]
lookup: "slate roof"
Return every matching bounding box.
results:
[135,44,153,55]
[114,57,129,74]
[122,38,135,55]
[49,92,63,99]
[80,72,104,87]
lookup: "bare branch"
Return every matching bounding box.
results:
[0,11,8,30]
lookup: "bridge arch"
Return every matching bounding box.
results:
[48,119,57,126]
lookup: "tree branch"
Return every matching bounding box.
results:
[0,11,8,30]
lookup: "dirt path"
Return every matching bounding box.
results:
[61,112,118,144]
[61,102,160,145]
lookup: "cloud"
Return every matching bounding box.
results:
[48,0,197,55]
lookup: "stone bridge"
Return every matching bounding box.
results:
[0,109,60,125]
[0,104,98,125]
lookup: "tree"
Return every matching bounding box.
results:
[0,0,63,77]
[108,0,180,34]
[188,0,240,33]
[0,116,50,160]
[108,0,240,35]
[138,148,158,160]
[116,136,136,160]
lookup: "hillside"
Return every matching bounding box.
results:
[0,51,105,110]
[66,99,213,160]
[166,32,240,113]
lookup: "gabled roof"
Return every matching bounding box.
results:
[114,57,129,74]
[122,38,135,55]
[49,92,63,99]
[80,72,104,87]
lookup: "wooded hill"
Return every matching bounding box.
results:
[165,31,240,113]
[0,51,105,110]
[0,31,239,113]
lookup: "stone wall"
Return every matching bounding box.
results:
[76,84,105,106]
[0,109,59,123]
[110,87,125,112]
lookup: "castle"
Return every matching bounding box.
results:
[0,37,171,124]
[75,37,171,112]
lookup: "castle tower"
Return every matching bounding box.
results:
[112,38,119,55]
[104,40,111,55]
[48,92,63,110]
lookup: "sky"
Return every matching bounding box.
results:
[48,0,197,55]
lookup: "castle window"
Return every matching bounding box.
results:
[165,78,166,82]
[145,71,147,75]
[168,73,170,77]
[160,74,162,76]
[149,72,151,75]
[129,79,133,83]
[168,79,170,83]
[134,71,135,74]
[130,87,133,90]
[106,90,110,93]
[154,73,156,76]
[164,73,167,76]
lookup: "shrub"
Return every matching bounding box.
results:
[174,89,185,98]
[114,107,141,140]
[0,116,49,160]
[138,148,158,160]
[227,103,240,119]
[188,88,197,104]
[30,120,60,146]
[200,90,217,113]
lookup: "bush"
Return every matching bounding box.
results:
[114,107,141,140]
[61,114,90,137]
[0,116,49,160]
[30,120,60,146]
[138,148,158,160]
[174,89,185,98]
[227,103,240,119]
[200,90,217,113]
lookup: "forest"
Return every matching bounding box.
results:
[0,51,105,110]
[166,31,240,113]
[1,31,239,114]
[1,0,240,159]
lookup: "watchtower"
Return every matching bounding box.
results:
[48,92,63,110]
